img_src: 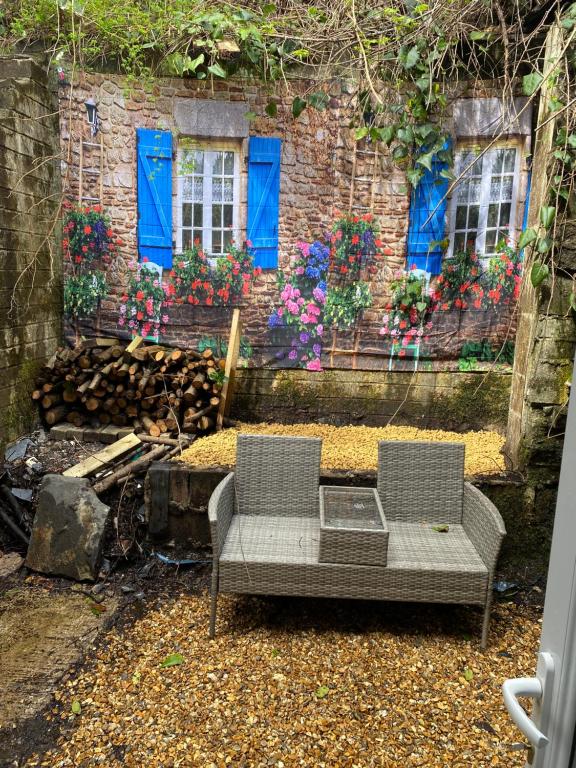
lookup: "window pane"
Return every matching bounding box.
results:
[223,152,234,175]
[499,202,511,227]
[212,179,222,202]
[193,203,202,228]
[468,178,481,202]
[492,150,504,174]
[223,205,233,228]
[183,178,193,199]
[489,177,501,201]
[456,181,469,202]
[212,205,222,227]
[183,230,192,250]
[485,230,497,251]
[465,232,477,250]
[468,205,479,229]
[182,203,192,227]
[193,230,202,247]
[454,232,466,252]
[503,149,515,172]
[501,176,513,200]
[223,230,233,249]
[223,178,233,202]
[212,152,223,175]
[212,230,221,253]
[487,203,499,227]
[193,177,203,203]
[455,206,467,229]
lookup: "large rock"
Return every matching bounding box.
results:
[26,475,110,581]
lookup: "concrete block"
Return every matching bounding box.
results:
[174,97,249,138]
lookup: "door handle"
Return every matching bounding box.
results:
[502,652,555,752]
[502,678,548,748]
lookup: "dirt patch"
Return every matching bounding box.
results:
[0,578,118,765]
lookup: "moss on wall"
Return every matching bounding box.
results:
[430,372,511,432]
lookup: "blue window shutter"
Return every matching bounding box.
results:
[247,137,281,269]
[406,144,451,275]
[137,128,173,268]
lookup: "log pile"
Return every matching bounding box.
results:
[32,337,225,437]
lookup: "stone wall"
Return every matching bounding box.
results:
[0,57,63,450]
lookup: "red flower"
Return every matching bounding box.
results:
[398,349,406,357]
[351,234,360,245]
[74,255,82,264]
[136,311,144,321]
[205,297,213,306]
[136,290,145,301]
[203,282,211,291]
[399,320,407,330]
[107,228,113,237]
[187,294,194,303]
[121,294,128,302]
[84,225,92,235]
[142,257,149,263]
[340,266,348,274]
[473,299,482,309]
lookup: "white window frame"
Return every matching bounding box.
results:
[175,140,241,257]
[447,141,522,260]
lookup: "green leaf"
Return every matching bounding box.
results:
[530,262,549,288]
[415,301,427,313]
[315,685,330,699]
[207,62,226,78]
[262,2,276,16]
[355,126,369,140]
[518,228,537,250]
[380,125,396,146]
[292,97,307,118]
[464,667,474,682]
[187,53,205,72]
[244,111,258,121]
[416,151,434,172]
[523,71,543,96]
[432,524,449,533]
[470,30,488,41]
[406,168,423,187]
[160,653,184,668]
[271,648,280,657]
[402,45,420,69]
[265,101,278,118]
[71,700,82,715]
[308,92,330,111]
[539,205,556,229]
[537,236,553,254]
[569,292,576,313]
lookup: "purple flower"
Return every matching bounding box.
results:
[312,286,326,304]
[312,343,321,356]
[300,331,310,343]
[316,324,324,336]
[288,349,298,360]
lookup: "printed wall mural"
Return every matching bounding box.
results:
[63,203,522,373]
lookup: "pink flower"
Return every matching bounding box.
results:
[316,324,323,336]
[307,303,321,316]
[161,314,169,323]
[295,266,305,275]
[277,307,284,316]
[300,313,311,324]
[286,300,299,315]
[306,358,322,371]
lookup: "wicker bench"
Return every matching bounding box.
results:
[208,435,506,648]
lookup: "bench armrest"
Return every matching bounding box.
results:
[462,482,506,572]
[208,472,235,559]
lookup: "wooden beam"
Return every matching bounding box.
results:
[217,308,241,430]
[63,433,142,477]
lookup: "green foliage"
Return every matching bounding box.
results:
[197,334,253,361]
[323,283,371,329]
[64,271,107,320]
[120,263,167,337]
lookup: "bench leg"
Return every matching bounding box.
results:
[481,582,494,650]
[209,567,219,639]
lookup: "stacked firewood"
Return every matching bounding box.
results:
[32,338,224,437]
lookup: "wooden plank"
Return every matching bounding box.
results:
[217,308,241,430]
[147,462,171,536]
[63,433,141,477]
[125,335,143,355]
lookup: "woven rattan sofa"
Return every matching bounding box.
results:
[208,435,506,648]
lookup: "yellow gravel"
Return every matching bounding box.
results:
[178,423,506,476]
[26,595,540,768]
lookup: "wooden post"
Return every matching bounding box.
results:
[506,23,564,468]
[216,308,241,430]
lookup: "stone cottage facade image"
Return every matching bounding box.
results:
[58,72,532,422]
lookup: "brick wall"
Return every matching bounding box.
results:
[0,57,63,450]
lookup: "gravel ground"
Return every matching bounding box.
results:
[25,594,540,768]
[177,423,506,476]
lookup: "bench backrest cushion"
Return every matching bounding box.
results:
[377,440,465,524]
[235,434,322,517]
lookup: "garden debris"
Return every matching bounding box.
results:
[24,595,541,767]
[26,475,110,581]
[4,438,32,462]
[0,552,23,578]
[178,422,506,476]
